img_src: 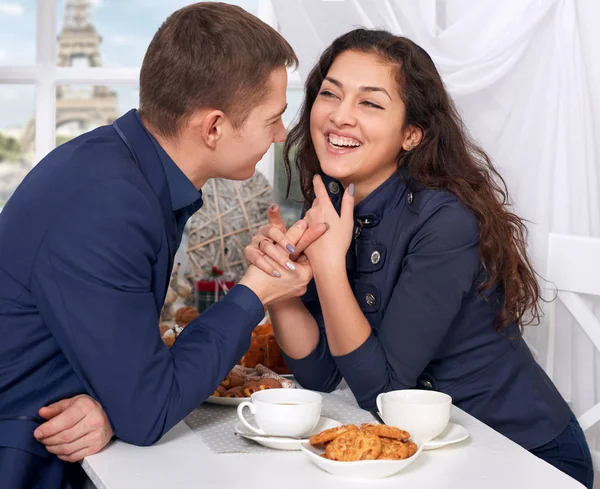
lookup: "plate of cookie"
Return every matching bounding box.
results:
[300,423,423,479]
[206,364,294,406]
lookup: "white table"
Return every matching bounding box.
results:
[81,405,584,489]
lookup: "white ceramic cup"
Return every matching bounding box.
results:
[376,390,452,442]
[237,389,322,437]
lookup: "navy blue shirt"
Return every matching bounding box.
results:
[0,109,264,488]
[283,171,571,450]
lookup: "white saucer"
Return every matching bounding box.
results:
[422,422,469,450]
[234,416,342,451]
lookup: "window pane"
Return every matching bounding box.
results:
[55,84,138,145]
[56,0,259,68]
[274,89,304,226]
[0,84,35,209]
[0,0,35,65]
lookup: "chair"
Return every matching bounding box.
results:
[545,233,600,468]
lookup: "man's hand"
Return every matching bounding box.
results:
[244,203,328,276]
[34,394,114,462]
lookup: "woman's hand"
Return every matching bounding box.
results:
[303,175,355,271]
[244,204,328,277]
[34,394,113,462]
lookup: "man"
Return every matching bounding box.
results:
[0,3,324,488]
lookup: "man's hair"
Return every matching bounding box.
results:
[139,2,298,137]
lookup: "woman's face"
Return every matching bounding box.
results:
[310,50,409,194]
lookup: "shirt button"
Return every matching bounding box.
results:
[407,191,414,205]
[420,380,433,388]
[365,293,376,307]
[370,251,381,265]
[328,182,340,195]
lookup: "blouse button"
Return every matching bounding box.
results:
[365,293,376,307]
[420,380,433,388]
[370,251,381,265]
[407,191,414,205]
[328,182,340,194]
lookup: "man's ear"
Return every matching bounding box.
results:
[190,109,226,149]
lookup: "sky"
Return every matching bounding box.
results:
[0,0,297,129]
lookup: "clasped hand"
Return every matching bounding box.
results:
[245,175,355,278]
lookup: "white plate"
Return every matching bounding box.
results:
[422,422,469,450]
[205,396,248,406]
[206,384,295,406]
[235,416,342,451]
[300,439,423,479]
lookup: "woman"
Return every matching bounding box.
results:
[247,29,593,488]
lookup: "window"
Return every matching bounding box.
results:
[274,88,304,226]
[0,1,35,65]
[0,0,277,211]
[0,84,35,207]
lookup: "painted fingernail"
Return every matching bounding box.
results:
[273,270,281,277]
[348,183,355,197]
[324,222,330,231]
[286,244,296,254]
[269,204,277,211]
[286,261,296,271]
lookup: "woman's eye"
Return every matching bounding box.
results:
[319,90,336,98]
[361,101,384,110]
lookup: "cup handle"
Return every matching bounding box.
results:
[376,393,385,418]
[237,402,264,435]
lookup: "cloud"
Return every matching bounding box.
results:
[108,34,142,46]
[0,3,24,15]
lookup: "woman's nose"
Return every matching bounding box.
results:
[329,100,357,127]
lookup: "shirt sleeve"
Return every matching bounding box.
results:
[333,198,481,410]
[31,177,264,446]
[279,281,343,393]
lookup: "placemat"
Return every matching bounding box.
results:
[184,390,375,454]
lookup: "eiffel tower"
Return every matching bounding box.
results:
[21,0,119,159]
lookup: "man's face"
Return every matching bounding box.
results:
[213,66,288,181]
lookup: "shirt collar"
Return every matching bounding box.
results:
[322,170,408,220]
[134,110,202,212]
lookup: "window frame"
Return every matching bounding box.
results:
[0,0,303,187]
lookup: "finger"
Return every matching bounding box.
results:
[293,222,329,257]
[35,402,84,440]
[312,174,330,201]
[54,432,111,462]
[38,415,89,446]
[58,446,97,463]
[283,219,309,248]
[259,238,297,271]
[267,204,286,233]
[250,234,294,271]
[44,428,93,455]
[265,224,297,256]
[38,398,73,421]
[244,244,282,277]
[340,183,356,229]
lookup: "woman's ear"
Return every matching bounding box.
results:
[402,125,423,151]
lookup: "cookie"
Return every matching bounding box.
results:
[325,430,382,461]
[309,424,358,446]
[359,423,411,440]
[222,386,245,398]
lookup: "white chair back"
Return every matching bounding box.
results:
[545,233,600,469]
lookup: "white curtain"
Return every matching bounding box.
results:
[272,0,600,460]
